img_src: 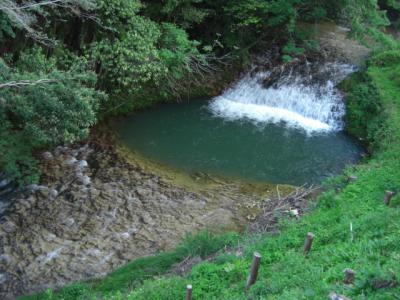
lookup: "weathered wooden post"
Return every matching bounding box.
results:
[303,232,314,255]
[343,268,356,284]
[350,222,353,242]
[384,191,395,206]
[347,175,357,183]
[329,292,351,300]
[186,284,192,300]
[245,252,262,290]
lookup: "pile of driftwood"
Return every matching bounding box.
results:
[250,185,319,233]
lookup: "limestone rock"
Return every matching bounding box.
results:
[42,152,53,161]
[77,174,91,186]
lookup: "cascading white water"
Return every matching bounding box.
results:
[209,62,355,133]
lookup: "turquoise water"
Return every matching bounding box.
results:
[114,100,363,185]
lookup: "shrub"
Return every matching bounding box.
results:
[178,231,239,259]
[0,48,105,184]
[368,50,400,67]
[344,73,382,144]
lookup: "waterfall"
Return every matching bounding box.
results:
[209,62,355,133]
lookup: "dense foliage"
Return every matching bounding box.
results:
[0,0,399,182]
[0,47,104,183]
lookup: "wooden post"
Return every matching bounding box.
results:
[347,175,357,183]
[343,268,356,284]
[303,232,314,255]
[350,222,353,242]
[186,284,192,300]
[384,191,395,206]
[329,292,351,300]
[245,252,261,290]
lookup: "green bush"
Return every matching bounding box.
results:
[344,74,382,143]
[0,48,105,184]
[368,50,400,67]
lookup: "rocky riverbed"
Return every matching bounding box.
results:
[0,134,291,299]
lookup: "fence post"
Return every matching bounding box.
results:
[384,191,395,206]
[186,284,192,300]
[329,292,351,300]
[343,268,356,284]
[245,252,262,290]
[303,232,314,255]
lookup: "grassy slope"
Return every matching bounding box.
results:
[20,53,400,300]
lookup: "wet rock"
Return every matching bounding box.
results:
[76,174,91,186]
[2,221,16,233]
[42,152,54,161]
[0,178,11,189]
[37,187,50,199]
[0,274,7,285]
[76,160,88,169]
[54,146,69,156]
[49,189,58,200]
[141,212,155,226]
[27,184,47,192]
[65,157,78,166]
[62,218,75,227]
[0,255,12,266]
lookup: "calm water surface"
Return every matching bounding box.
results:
[114,100,363,185]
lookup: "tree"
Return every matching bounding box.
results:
[0,47,105,183]
[0,0,96,45]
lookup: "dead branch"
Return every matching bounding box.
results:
[0,79,57,89]
[250,185,319,233]
[163,53,232,99]
[0,0,97,45]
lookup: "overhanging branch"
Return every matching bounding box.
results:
[0,79,57,89]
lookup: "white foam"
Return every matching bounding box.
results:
[210,98,331,132]
[209,63,355,134]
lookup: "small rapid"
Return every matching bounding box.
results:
[209,62,355,133]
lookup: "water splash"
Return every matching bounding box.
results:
[209,62,355,133]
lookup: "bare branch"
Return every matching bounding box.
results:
[0,79,57,89]
[250,185,320,233]
[12,0,65,10]
[0,0,97,46]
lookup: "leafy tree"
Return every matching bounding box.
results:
[0,47,105,183]
[0,0,97,45]
[144,0,210,29]
[88,0,207,113]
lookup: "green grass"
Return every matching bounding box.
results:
[20,51,400,299]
